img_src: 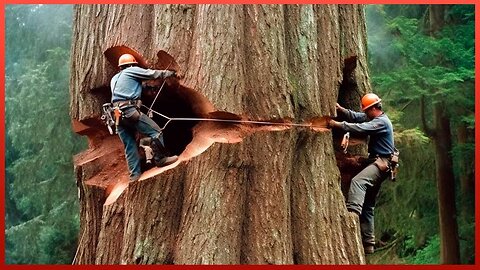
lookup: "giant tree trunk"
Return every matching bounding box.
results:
[456,121,474,221]
[432,103,460,264]
[70,4,371,265]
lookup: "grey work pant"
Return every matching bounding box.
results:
[117,107,164,181]
[346,161,388,246]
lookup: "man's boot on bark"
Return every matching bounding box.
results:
[363,244,375,254]
[151,138,178,167]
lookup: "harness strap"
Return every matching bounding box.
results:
[113,99,142,109]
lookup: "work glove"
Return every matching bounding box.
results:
[163,70,176,78]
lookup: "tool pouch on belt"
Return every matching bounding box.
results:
[374,157,390,172]
[389,149,400,181]
[114,107,122,129]
[116,100,142,123]
[121,107,140,123]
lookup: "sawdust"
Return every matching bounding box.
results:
[75,134,128,197]
[308,116,331,131]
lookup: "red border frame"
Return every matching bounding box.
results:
[1,1,478,269]
[2,1,479,4]
[1,3,5,268]
[475,3,479,268]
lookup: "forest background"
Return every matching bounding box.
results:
[4,4,475,264]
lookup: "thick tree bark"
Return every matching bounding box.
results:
[70,4,370,265]
[432,103,460,264]
[456,122,474,221]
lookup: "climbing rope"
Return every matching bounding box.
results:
[147,61,174,118]
[144,63,317,130]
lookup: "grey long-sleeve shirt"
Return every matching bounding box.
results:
[339,109,395,157]
[110,66,171,103]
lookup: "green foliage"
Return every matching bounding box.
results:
[406,235,440,264]
[5,201,79,264]
[5,216,44,264]
[368,6,475,119]
[458,218,475,264]
[375,126,438,247]
[5,4,87,264]
[37,203,80,264]
[366,4,474,264]
[6,5,73,71]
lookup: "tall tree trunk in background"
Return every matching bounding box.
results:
[456,122,475,220]
[432,103,460,264]
[426,5,460,264]
[69,4,371,264]
[428,5,446,35]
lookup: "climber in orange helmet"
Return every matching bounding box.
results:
[328,93,397,255]
[111,53,178,181]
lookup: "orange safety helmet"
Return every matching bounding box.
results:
[118,53,138,67]
[361,93,382,111]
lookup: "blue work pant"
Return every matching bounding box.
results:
[117,107,164,181]
[346,160,388,246]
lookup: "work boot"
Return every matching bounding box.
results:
[364,245,375,254]
[157,155,179,167]
[151,138,178,167]
[130,174,141,182]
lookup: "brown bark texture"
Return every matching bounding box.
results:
[70,4,371,265]
[433,103,460,264]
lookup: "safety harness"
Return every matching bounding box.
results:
[340,131,399,181]
[101,70,138,135]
